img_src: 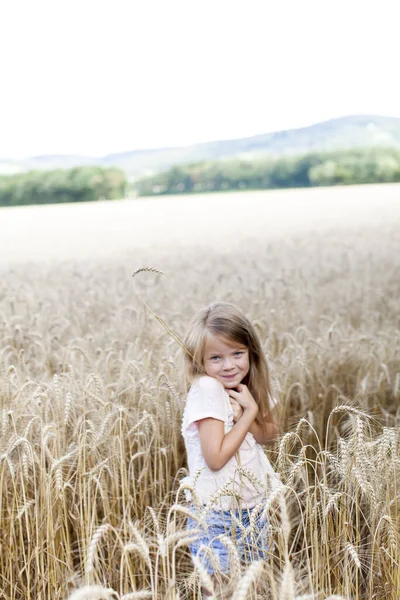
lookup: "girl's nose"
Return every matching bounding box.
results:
[223,358,234,369]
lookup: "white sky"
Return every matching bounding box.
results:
[1,0,400,158]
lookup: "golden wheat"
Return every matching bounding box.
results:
[0,220,398,599]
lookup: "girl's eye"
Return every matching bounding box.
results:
[210,356,220,361]
[234,351,244,356]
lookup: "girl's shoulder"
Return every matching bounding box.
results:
[188,375,226,397]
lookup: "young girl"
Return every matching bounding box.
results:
[181,302,281,580]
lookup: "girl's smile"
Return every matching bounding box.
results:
[203,333,250,388]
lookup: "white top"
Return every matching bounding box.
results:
[181,375,281,510]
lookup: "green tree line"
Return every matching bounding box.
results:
[135,147,400,196]
[0,166,127,207]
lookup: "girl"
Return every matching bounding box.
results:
[181,302,281,583]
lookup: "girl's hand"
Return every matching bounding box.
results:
[228,384,258,416]
[229,398,243,423]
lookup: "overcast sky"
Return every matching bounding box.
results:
[2,0,400,158]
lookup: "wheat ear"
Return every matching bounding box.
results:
[68,585,117,599]
[231,560,264,600]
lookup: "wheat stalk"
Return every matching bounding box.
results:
[120,593,153,599]
[132,267,191,356]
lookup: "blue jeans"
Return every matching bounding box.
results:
[186,505,270,574]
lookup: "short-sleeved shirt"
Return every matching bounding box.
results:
[181,375,281,510]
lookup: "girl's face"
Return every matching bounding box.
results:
[203,333,250,389]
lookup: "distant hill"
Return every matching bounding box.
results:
[2,115,400,178]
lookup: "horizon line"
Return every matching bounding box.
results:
[1,112,399,162]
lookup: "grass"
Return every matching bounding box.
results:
[0,213,399,599]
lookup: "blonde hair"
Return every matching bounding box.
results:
[183,302,273,430]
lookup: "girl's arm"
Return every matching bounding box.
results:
[249,412,279,445]
[230,395,280,445]
[197,385,258,471]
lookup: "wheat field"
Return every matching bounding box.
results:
[0,185,400,599]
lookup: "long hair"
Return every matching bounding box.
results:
[183,302,273,430]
